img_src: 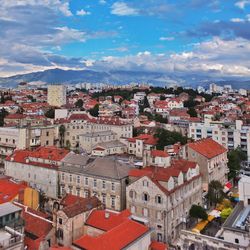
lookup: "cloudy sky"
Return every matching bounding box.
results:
[0,0,250,80]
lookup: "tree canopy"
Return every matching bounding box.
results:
[228,147,247,180]
[75,99,84,108]
[154,128,187,150]
[89,104,99,117]
[207,180,224,205]
[189,205,208,220]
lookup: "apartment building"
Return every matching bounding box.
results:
[0,125,56,162]
[47,85,66,107]
[184,138,228,191]
[59,156,131,211]
[4,147,69,199]
[73,209,152,250]
[79,130,117,154]
[63,113,133,149]
[0,203,24,250]
[189,119,250,161]
[55,195,102,247]
[126,134,158,158]
[126,159,202,243]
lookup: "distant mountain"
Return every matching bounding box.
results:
[0,68,249,89]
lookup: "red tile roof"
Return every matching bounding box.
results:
[188,138,227,159]
[128,134,158,145]
[62,196,102,218]
[86,209,131,231]
[60,193,86,207]
[73,215,149,250]
[22,208,52,238]
[0,178,27,204]
[129,159,199,194]
[150,241,168,250]
[151,150,169,158]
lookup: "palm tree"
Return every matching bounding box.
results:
[59,124,66,148]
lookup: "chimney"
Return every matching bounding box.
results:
[105,211,110,219]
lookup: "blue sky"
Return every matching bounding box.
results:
[0,0,250,80]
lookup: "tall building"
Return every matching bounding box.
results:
[47,85,66,107]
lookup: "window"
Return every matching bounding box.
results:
[111,182,115,191]
[235,239,239,244]
[93,179,97,187]
[102,180,106,189]
[57,229,63,240]
[61,173,64,181]
[102,194,106,205]
[69,174,72,182]
[129,190,137,199]
[46,132,49,136]
[157,233,163,242]
[143,208,149,217]
[76,188,80,196]
[143,180,149,187]
[155,195,162,204]
[142,193,149,202]
[59,218,63,224]
[77,176,80,184]
[157,211,162,220]
[85,177,88,185]
[83,189,88,198]
[111,196,115,208]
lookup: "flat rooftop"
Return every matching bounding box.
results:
[0,202,22,218]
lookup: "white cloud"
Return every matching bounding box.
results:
[235,0,250,9]
[230,18,244,23]
[159,36,175,41]
[111,2,138,16]
[99,0,107,4]
[76,9,91,16]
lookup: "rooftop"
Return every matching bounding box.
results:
[0,202,22,218]
[188,138,227,159]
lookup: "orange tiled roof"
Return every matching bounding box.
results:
[151,150,169,158]
[188,138,227,159]
[73,216,149,250]
[86,209,131,231]
[0,177,27,204]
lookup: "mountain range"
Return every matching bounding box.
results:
[0,68,249,89]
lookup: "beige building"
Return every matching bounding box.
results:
[59,156,132,211]
[63,113,133,149]
[0,125,56,163]
[79,130,117,154]
[47,85,66,107]
[127,159,202,244]
[4,147,69,199]
[54,195,102,247]
[72,209,151,250]
[184,138,228,191]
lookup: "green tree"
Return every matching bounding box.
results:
[89,104,99,117]
[189,205,208,221]
[154,114,168,124]
[207,180,224,206]
[228,147,247,180]
[154,128,187,150]
[75,99,83,108]
[65,140,71,150]
[221,207,232,220]
[187,107,197,117]
[59,124,66,147]
[0,108,9,126]
[45,108,55,119]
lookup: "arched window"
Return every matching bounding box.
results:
[142,192,149,202]
[155,195,162,204]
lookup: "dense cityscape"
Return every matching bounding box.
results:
[0,82,249,250]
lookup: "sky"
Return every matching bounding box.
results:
[0,0,250,81]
